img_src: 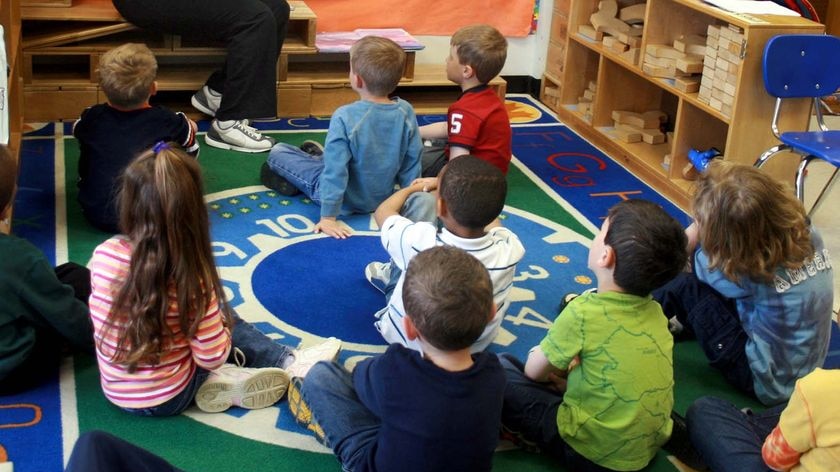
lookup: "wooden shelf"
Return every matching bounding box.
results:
[541,0,824,206]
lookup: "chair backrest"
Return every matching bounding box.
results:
[763,34,840,99]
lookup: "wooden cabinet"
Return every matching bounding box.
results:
[541,0,822,206]
[1,0,23,234]
[19,0,505,121]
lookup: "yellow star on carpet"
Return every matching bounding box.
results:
[553,255,570,263]
[574,275,593,285]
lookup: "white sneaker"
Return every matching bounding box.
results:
[205,119,276,153]
[365,261,392,294]
[191,85,222,117]
[195,364,290,413]
[285,337,342,379]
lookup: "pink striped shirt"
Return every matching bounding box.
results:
[88,236,231,409]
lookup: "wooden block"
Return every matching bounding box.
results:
[646,44,684,59]
[611,125,643,143]
[619,3,646,23]
[722,102,733,117]
[578,102,592,114]
[644,110,668,124]
[641,128,665,144]
[543,86,561,98]
[663,153,672,170]
[588,80,598,91]
[618,34,642,48]
[675,76,701,93]
[579,24,604,41]
[705,47,718,60]
[699,84,712,99]
[682,161,699,181]
[726,72,738,86]
[612,110,661,129]
[674,34,706,53]
[723,81,736,96]
[591,9,631,34]
[583,88,596,101]
[605,36,630,53]
[621,47,640,64]
[597,0,619,17]
[645,53,676,68]
[676,56,703,74]
[707,24,721,38]
[603,35,619,48]
[709,96,724,111]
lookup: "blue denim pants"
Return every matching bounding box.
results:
[66,430,183,472]
[266,143,324,203]
[498,354,614,472]
[653,272,755,396]
[299,361,379,472]
[686,396,784,472]
[123,314,294,417]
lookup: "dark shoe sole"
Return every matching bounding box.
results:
[260,162,301,196]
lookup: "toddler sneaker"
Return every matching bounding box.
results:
[195,364,290,413]
[287,377,328,446]
[299,140,324,158]
[191,85,222,117]
[365,261,392,294]
[285,337,342,379]
[206,119,276,153]
[260,162,301,196]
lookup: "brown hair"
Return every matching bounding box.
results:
[692,161,813,283]
[604,199,688,296]
[0,146,16,213]
[105,144,232,371]
[451,24,507,84]
[350,36,406,96]
[439,155,506,228]
[402,246,493,351]
[98,43,157,109]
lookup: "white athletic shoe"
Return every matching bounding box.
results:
[195,364,290,413]
[191,85,222,117]
[365,261,392,294]
[205,119,276,153]
[285,337,342,379]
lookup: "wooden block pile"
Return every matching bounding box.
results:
[608,109,667,144]
[641,40,704,92]
[579,0,644,62]
[698,24,743,118]
[577,80,598,121]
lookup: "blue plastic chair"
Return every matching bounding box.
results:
[754,34,840,216]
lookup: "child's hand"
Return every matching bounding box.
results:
[546,372,569,393]
[315,217,352,239]
[410,177,438,192]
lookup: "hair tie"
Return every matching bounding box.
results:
[153,141,170,153]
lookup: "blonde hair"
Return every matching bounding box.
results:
[98,43,157,109]
[692,161,813,283]
[104,144,232,371]
[451,24,507,84]
[350,36,406,96]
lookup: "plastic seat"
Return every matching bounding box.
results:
[754,34,840,217]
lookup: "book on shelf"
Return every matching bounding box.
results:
[316,28,425,53]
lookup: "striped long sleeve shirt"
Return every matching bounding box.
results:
[88,236,231,409]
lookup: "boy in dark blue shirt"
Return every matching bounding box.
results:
[291,245,505,471]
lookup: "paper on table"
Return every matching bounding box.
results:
[703,0,800,16]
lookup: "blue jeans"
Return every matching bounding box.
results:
[498,354,614,472]
[266,143,324,203]
[66,430,184,472]
[300,362,379,472]
[653,272,755,396]
[686,396,783,472]
[123,314,294,416]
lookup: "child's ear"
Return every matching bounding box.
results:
[150,81,158,96]
[352,72,364,90]
[462,64,475,80]
[403,315,420,341]
[597,245,616,269]
[436,195,446,218]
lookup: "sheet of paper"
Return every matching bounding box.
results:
[703,0,800,16]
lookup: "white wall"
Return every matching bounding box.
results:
[413,0,554,78]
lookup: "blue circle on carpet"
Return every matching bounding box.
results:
[251,235,389,345]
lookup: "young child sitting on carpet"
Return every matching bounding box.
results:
[294,245,506,472]
[73,43,199,233]
[88,143,340,416]
[653,161,834,406]
[499,199,687,471]
[0,145,95,395]
[685,361,840,471]
[260,35,422,239]
[419,24,511,177]
[366,155,525,353]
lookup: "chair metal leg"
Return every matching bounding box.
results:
[794,156,813,203]
[808,165,840,218]
[755,144,790,168]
